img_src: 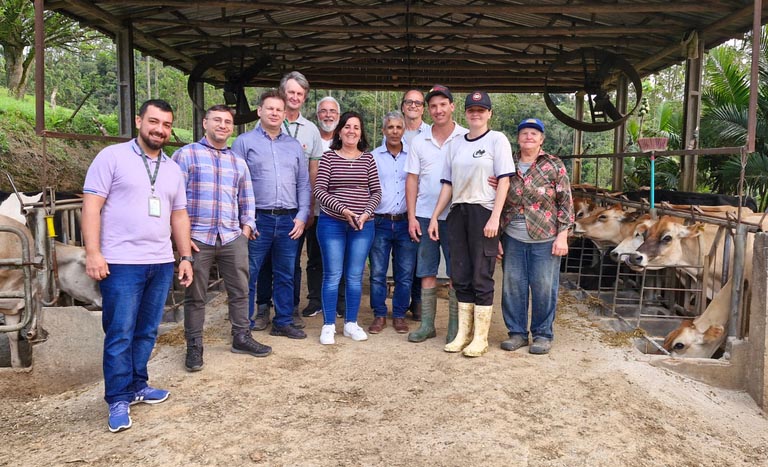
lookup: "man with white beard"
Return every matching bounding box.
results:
[301,96,343,318]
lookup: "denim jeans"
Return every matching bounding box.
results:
[100,262,174,404]
[248,213,299,327]
[501,234,560,340]
[317,213,374,325]
[256,244,301,308]
[369,217,418,318]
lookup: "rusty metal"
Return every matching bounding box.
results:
[0,223,41,336]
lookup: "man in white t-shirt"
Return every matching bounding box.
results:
[404,85,467,344]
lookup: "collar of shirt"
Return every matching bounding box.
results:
[130,138,168,162]
[424,122,467,143]
[198,136,231,153]
[373,141,409,159]
[256,122,286,140]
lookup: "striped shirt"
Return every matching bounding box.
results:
[314,150,382,221]
[502,151,574,240]
[172,137,256,246]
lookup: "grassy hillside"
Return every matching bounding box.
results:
[0,89,194,192]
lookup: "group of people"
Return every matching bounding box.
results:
[82,71,574,433]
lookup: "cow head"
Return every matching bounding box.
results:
[626,217,703,270]
[610,218,654,262]
[662,320,725,357]
[574,204,622,237]
[573,197,596,222]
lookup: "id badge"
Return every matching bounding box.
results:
[148,196,161,218]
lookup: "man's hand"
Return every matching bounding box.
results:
[178,261,193,287]
[289,218,306,239]
[241,225,252,239]
[408,218,422,242]
[427,218,440,241]
[85,252,109,281]
[191,240,200,252]
[488,175,498,190]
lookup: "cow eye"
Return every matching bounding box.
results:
[598,215,606,221]
[661,235,673,243]
[673,342,685,350]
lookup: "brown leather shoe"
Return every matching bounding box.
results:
[368,316,386,334]
[392,317,409,334]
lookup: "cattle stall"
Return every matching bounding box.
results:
[566,189,764,359]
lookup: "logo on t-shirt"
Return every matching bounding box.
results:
[472,149,486,158]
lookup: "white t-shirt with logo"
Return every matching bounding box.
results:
[441,130,515,211]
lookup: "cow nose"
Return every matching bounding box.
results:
[609,250,619,262]
[628,253,644,265]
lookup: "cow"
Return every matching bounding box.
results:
[626,215,765,357]
[53,241,101,308]
[574,204,649,248]
[0,191,42,224]
[0,214,41,368]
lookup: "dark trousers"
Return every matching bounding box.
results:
[446,203,498,306]
[184,235,250,340]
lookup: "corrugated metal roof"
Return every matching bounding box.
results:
[47,0,768,92]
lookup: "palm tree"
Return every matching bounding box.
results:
[700,28,768,211]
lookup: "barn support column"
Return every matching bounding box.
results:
[747,233,768,409]
[611,75,628,190]
[116,27,136,138]
[572,92,584,184]
[192,82,205,141]
[680,36,705,191]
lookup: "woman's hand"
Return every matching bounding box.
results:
[483,216,500,238]
[552,230,569,256]
[356,212,370,229]
[342,209,359,230]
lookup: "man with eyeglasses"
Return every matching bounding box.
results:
[173,104,272,373]
[401,89,431,146]
[300,96,346,318]
[400,89,431,321]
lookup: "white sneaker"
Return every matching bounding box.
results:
[320,324,336,345]
[343,322,368,341]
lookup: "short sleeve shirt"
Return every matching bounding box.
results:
[83,140,187,264]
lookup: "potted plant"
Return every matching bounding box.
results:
[635,97,669,152]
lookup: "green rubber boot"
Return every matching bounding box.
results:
[408,288,437,342]
[446,288,459,344]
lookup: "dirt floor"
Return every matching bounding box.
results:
[1,268,768,467]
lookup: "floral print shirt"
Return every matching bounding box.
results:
[502,151,574,240]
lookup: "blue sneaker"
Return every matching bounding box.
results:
[108,401,132,433]
[131,386,170,405]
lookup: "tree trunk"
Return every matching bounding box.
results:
[2,43,34,99]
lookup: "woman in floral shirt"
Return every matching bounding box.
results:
[499,118,574,355]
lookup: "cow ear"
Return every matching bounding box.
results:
[681,223,704,238]
[703,324,725,342]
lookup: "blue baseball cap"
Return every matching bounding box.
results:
[517,118,545,133]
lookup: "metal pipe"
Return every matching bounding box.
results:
[0,224,39,333]
[34,0,45,135]
[730,223,748,338]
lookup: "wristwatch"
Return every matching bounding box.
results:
[179,255,195,264]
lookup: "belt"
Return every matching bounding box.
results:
[378,213,407,221]
[256,208,298,216]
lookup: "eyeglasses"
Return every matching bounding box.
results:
[318,109,339,115]
[403,99,424,107]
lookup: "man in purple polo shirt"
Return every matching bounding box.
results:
[233,90,311,340]
[173,104,272,373]
[82,99,193,433]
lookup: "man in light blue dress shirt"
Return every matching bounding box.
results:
[232,90,311,340]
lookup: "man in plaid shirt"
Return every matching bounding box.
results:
[173,105,272,372]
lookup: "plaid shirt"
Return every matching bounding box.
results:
[502,151,574,240]
[172,138,256,246]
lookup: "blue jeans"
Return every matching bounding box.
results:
[248,213,299,327]
[100,262,174,404]
[501,234,560,340]
[317,213,374,325]
[369,217,418,318]
[255,238,303,308]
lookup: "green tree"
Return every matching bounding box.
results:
[700,28,768,210]
[0,0,89,98]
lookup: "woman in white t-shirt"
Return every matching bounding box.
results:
[427,91,515,357]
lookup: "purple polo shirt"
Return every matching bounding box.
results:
[83,140,187,264]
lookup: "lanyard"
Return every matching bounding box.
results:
[283,119,299,139]
[140,151,162,194]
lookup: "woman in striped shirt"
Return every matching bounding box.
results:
[313,111,382,345]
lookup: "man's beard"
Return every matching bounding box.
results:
[319,120,338,133]
[140,131,166,151]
